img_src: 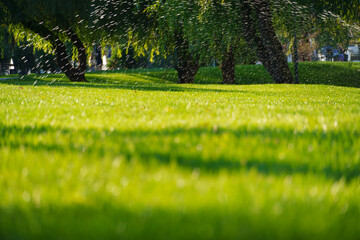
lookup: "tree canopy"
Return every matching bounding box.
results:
[1,0,358,83]
[0,0,93,81]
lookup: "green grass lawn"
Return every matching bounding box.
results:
[1,62,360,239]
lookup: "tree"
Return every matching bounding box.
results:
[196,0,295,84]
[141,1,202,84]
[90,0,301,84]
[274,0,359,65]
[144,1,249,84]
[195,1,244,84]
[0,0,92,82]
[93,0,200,84]
[238,0,295,83]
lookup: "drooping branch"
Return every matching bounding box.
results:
[23,22,87,82]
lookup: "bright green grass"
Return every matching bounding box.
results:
[1,62,360,239]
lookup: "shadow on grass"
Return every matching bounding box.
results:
[1,124,359,182]
[0,204,242,240]
[2,200,358,240]
[1,122,360,239]
[141,62,360,88]
[0,77,247,93]
[1,62,359,89]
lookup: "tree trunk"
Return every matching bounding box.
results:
[67,30,88,80]
[23,22,87,82]
[53,38,87,82]
[174,28,199,84]
[175,61,199,84]
[221,47,236,84]
[242,0,294,84]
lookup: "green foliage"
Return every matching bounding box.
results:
[139,0,202,58]
[9,25,54,54]
[273,0,358,51]
[0,26,12,61]
[195,0,243,60]
[236,39,257,65]
[89,0,154,48]
[0,62,360,239]
[0,0,94,56]
[292,0,360,21]
[10,40,60,74]
[34,49,58,73]
[12,40,36,73]
[107,46,147,70]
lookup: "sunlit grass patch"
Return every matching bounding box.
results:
[0,62,360,239]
